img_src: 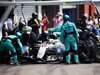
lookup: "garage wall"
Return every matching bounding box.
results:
[14,0,36,25]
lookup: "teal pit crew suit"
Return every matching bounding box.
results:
[0,32,23,66]
[61,15,79,64]
[52,25,62,40]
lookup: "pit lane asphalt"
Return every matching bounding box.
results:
[0,62,100,75]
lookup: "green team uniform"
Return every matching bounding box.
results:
[0,35,23,66]
[61,15,79,63]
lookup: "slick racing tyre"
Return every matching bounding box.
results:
[93,45,100,62]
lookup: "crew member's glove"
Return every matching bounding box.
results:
[76,39,79,42]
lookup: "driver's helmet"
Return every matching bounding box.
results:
[63,15,69,20]
[48,39,55,44]
[22,26,32,32]
[16,32,22,37]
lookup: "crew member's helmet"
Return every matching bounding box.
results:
[22,26,32,32]
[63,15,69,20]
[86,25,92,30]
[16,32,22,37]
[82,14,87,19]
[32,12,37,18]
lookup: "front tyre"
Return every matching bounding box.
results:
[93,45,100,62]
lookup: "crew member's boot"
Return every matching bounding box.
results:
[13,55,19,66]
[66,54,70,64]
[74,54,79,64]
